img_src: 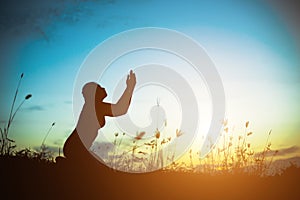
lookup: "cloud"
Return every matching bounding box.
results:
[275,146,300,156]
[33,145,61,154]
[53,139,64,146]
[64,100,72,105]
[255,145,300,157]
[0,0,118,41]
[23,105,45,111]
[91,141,115,160]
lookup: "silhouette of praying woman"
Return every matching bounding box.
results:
[63,70,136,167]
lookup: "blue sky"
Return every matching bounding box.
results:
[0,0,299,157]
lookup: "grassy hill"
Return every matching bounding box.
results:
[1,155,299,200]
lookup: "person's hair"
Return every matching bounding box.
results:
[82,82,99,101]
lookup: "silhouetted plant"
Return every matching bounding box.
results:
[41,122,56,147]
[15,148,35,158]
[34,144,54,162]
[0,73,32,155]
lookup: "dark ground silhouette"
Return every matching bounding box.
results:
[0,155,299,200]
[1,72,299,199]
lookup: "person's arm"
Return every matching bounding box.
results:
[102,70,136,117]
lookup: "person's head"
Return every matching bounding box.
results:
[82,82,107,102]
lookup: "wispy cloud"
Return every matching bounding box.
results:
[33,145,60,154]
[53,139,64,146]
[256,145,300,157]
[23,105,45,111]
[275,146,300,156]
[64,100,72,105]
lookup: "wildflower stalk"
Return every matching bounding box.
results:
[7,73,23,132]
[9,94,32,129]
[1,73,31,155]
[41,122,55,147]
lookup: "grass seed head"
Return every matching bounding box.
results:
[135,131,145,140]
[245,121,249,128]
[155,130,160,139]
[25,94,32,100]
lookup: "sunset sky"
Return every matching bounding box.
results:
[0,0,299,161]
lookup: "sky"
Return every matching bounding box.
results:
[0,0,299,161]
